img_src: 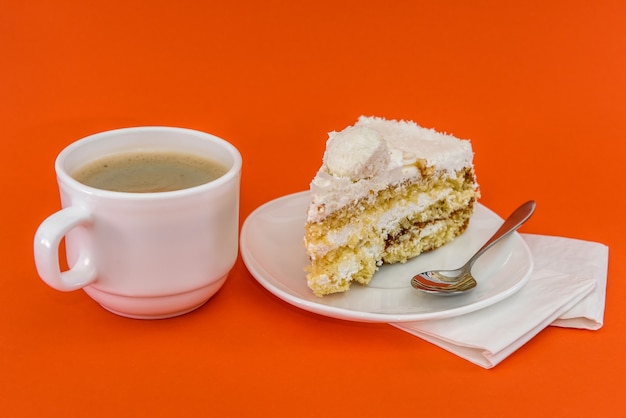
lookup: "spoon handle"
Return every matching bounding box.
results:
[467,200,536,268]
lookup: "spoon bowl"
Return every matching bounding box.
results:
[411,200,536,295]
[410,273,477,295]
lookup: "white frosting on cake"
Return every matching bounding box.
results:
[307,116,474,223]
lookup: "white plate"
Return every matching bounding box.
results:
[240,191,533,323]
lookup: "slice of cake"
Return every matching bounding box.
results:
[304,116,480,297]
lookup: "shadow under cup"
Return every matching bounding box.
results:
[36,127,242,319]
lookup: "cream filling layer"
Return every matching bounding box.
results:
[306,187,471,258]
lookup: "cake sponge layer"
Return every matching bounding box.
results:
[305,168,477,296]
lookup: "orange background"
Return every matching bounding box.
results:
[2,1,625,416]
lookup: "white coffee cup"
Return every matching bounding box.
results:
[34,127,242,319]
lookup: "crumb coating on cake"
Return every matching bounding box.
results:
[304,116,480,297]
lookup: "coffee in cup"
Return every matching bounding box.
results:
[72,151,228,193]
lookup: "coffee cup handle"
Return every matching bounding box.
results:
[34,206,98,291]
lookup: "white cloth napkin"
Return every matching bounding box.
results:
[391,234,609,369]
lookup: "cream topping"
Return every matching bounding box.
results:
[307,116,475,223]
[324,126,389,181]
